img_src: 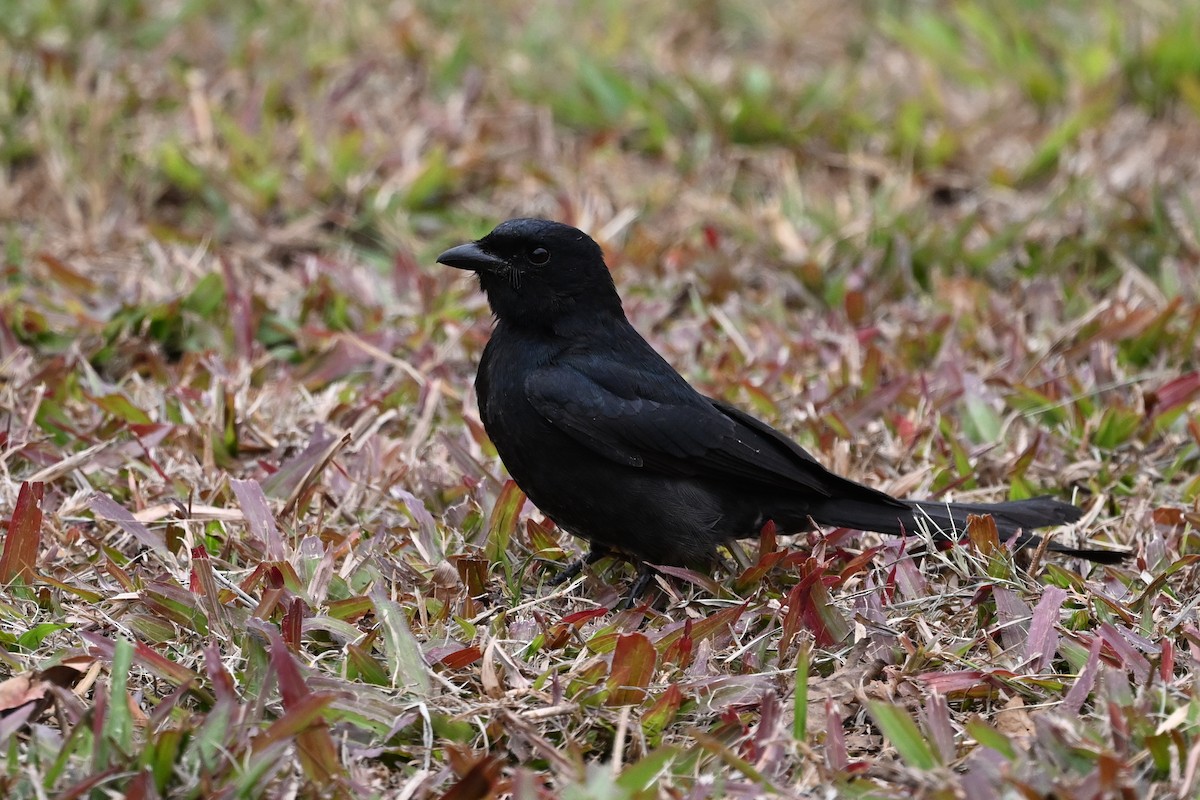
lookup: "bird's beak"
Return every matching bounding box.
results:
[436,242,507,273]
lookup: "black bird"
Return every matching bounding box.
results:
[438,219,1122,593]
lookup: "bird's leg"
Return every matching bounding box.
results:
[549,544,611,585]
[620,563,659,609]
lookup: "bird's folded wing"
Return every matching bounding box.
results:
[525,364,835,495]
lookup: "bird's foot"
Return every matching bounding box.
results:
[619,564,659,610]
[549,544,611,585]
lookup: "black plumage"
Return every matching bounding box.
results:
[438,218,1122,581]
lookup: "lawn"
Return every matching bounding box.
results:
[2,0,1199,796]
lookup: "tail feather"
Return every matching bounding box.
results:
[905,496,1082,535]
[812,495,1125,564]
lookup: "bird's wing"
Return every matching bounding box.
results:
[709,396,908,509]
[525,362,838,496]
[708,398,825,468]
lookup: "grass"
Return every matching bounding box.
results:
[2,0,1199,796]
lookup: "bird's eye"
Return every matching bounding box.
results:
[528,247,550,265]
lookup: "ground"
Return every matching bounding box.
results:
[1,0,1199,797]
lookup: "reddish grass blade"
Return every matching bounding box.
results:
[189,546,230,636]
[282,598,305,651]
[121,769,156,800]
[0,481,44,583]
[262,624,344,786]
[1161,638,1175,683]
[916,670,998,696]
[921,691,956,763]
[81,632,214,706]
[1148,371,1200,418]
[836,546,883,585]
[749,689,785,773]
[271,561,304,592]
[37,251,96,291]
[326,595,372,623]
[230,478,285,559]
[1025,586,1068,670]
[780,583,806,654]
[824,700,848,771]
[1097,622,1152,684]
[203,642,237,705]
[105,557,137,592]
[993,587,1031,652]
[734,550,787,593]
[606,632,656,706]
[966,513,1002,558]
[661,618,693,669]
[1063,636,1104,715]
[250,691,339,756]
[252,585,287,621]
[261,426,337,499]
[654,603,747,653]
[262,426,351,516]
[439,647,483,669]
[525,516,559,556]
[789,559,850,647]
[758,519,777,558]
[652,563,722,594]
[454,556,489,597]
[220,253,255,358]
[560,608,608,626]
[886,548,928,601]
[89,493,168,556]
[437,751,502,800]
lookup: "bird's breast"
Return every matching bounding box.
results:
[476,330,569,472]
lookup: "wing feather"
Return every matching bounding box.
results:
[526,364,837,496]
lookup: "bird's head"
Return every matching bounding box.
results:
[437,219,623,329]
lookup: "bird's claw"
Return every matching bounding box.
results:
[548,544,611,585]
[619,565,658,610]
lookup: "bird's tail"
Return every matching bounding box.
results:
[814,495,1125,564]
